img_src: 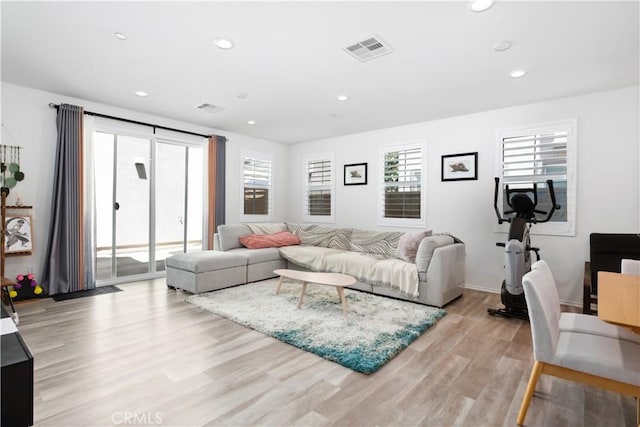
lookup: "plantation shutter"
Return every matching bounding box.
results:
[382,146,422,219]
[501,130,569,222]
[305,158,332,216]
[243,156,272,215]
[502,131,568,184]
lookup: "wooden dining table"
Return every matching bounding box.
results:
[597,271,640,334]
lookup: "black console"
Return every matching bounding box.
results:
[1,305,33,426]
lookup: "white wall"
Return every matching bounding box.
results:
[286,86,640,305]
[2,81,637,305]
[0,82,287,281]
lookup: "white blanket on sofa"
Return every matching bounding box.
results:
[278,246,420,298]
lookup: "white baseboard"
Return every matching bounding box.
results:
[464,283,498,294]
[463,283,582,309]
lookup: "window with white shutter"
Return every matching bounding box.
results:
[303,153,334,223]
[241,151,273,220]
[497,119,577,236]
[379,142,426,227]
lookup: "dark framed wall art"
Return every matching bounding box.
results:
[441,152,478,181]
[344,163,367,186]
[5,215,33,254]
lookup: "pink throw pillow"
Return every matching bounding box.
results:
[239,231,301,249]
[395,230,433,263]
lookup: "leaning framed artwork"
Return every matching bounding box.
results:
[441,152,478,181]
[4,215,33,254]
[344,163,368,186]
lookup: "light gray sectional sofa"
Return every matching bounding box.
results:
[166,222,465,307]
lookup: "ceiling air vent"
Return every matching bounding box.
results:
[343,35,393,62]
[195,103,225,114]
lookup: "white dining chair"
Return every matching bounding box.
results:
[531,260,640,344]
[517,268,640,426]
[622,258,640,275]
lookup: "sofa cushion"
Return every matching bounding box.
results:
[349,229,404,258]
[395,229,433,263]
[247,223,287,235]
[415,235,454,272]
[239,231,300,249]
[218,224,251,251]
[165,251,246,273]
[227,247,283,264]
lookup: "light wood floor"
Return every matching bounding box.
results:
[11,279,636,427]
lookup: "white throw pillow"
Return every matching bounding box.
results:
[395,230,433,263]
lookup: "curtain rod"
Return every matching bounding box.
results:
[48,103,212,139]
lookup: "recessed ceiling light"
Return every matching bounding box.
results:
[134,91,149,97]
[468,0,496,13]
[247,120,256,125]
[509,69,527,78]
[493,41,512,52]
[213,37,234,50]
[114,32,127,40]
[337,95,349,102]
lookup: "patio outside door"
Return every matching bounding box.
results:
[94,132,151,281]
[155,141,204,272]
[93,130,205,283]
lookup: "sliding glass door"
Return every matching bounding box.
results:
[93,128,204,283]
[155,141,204,272]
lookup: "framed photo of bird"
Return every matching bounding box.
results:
[344,163,368,186]
[5,215,33,254]
[441,152,478,181]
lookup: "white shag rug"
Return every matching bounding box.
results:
[185,279,446,374]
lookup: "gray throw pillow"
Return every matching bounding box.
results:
[217,224,251,251]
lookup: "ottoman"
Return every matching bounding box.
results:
[165,251,247,293]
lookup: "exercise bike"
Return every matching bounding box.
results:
[488,177,561,320]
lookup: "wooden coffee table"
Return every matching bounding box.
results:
[273,269,356,316]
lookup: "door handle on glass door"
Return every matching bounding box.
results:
[114,202,120,211]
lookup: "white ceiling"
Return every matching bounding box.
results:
[2,1,638,144]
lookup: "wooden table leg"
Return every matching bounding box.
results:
[2,287,16,315]
[336,286,348,316]
[275,276,284,294]
[297,282,308,309]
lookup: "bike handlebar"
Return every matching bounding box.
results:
[536,179,561,223]
[493,178,561,224]
[494,177,509,224]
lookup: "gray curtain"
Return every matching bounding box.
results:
[207,135,226,249]
[41,103,94,294]
[215,136,226,227]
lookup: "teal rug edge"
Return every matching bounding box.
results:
[272,309,446,374]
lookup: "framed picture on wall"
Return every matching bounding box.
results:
[4,215,33,254]
[441,152,478,181]
[344,163,368,186]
